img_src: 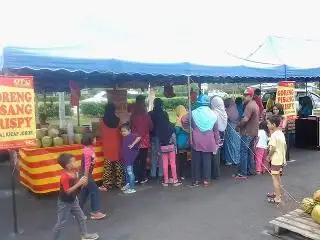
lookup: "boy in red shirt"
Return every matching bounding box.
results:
[53,153,99,240]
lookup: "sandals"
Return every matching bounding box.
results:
[99,186,109,192]
[232,174,248,179]
[90,212,106,220]
[203,181,210,187]
[267,197,281,204]
[267,192,276,198]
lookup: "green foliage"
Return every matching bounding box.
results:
[162,97,188,110]
[80,103,106,117]
[38,103,71,118]
[79,97,188,117]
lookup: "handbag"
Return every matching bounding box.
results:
[160,144,175,153]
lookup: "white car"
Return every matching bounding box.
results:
[262,88,320,111]
[208,90,228,98]
[81,91,108,103]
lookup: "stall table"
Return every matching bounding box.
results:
[19,144,104,194]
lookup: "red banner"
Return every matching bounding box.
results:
[0,76,37,149]
[69,80,80,107]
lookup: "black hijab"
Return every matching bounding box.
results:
[153,98,174,145]
[103,103,120,128]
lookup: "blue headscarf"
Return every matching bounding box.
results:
[192,95,217,132]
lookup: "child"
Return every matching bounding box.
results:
[161,132,182,187]
[255,121,269,175]
[267,115,287,204]
[53,153,99,240]
[79,133,106,220]
[120,123,141,194]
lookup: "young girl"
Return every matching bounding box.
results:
[79,133,106,220]
[255,121,269,175]
[120,123,141,194]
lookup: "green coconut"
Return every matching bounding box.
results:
[41,136,53,148]
[48,124,59,130]
[301,198,315,214]
[41,128,48,136]
[312,205,320,224]
[36,129,44,139]
[48,128,59,138]
[74,126,85,134]
[74,133,83,144]
[35,139,42,148]
[53,137,64,146]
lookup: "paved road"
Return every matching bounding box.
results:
[0,148,319,240]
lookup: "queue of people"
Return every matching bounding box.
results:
[54,87,291,239]
[96,88,292,188]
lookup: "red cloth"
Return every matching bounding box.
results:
[60,172,76,192]
[69,80,81,107]
[130,113,153,148]
[190,90,197,103]
[253,96,264,115]
[100,120,121,161]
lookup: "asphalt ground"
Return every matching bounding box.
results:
[0,148,319,240]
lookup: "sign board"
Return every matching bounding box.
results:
[0,76,37,149]
[276,81,296,131]
[107,89,129,123]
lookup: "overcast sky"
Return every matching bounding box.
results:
[0,0,319,66]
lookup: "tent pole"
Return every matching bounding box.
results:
[284,65,287,80]
[305,81,308,94]
[77,106,80,126]
[187,76,192,145]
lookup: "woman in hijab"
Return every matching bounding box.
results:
[210,96,228,179]
[149,98,166,179]
[235,97,244,118]
[175,105,190,179]
[99,103,124,191]
[223,98,240,165]
[181,95,220,187]
[131,95,153,184]
[153,99,181,186]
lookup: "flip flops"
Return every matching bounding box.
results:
[232,174,248,179]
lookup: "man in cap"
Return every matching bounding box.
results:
[234,87,259,178]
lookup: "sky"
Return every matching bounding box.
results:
[0,0,319,66]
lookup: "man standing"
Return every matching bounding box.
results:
[234,87,260,178]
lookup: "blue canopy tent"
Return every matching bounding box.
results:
[1,36,320,92]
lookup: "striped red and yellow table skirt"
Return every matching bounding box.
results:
[19,144,104,194]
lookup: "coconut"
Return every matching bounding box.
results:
[41,136,53,148]
[53,137,64,146]
[35,139,42,148]
[48,128,59,138]
[312,205,320,224]
[48,124,59,130]
[41,128,48,136]
[301,198,315,214]
[36,129,44,139]
[74,126,85,134]
[74,133,83,144]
